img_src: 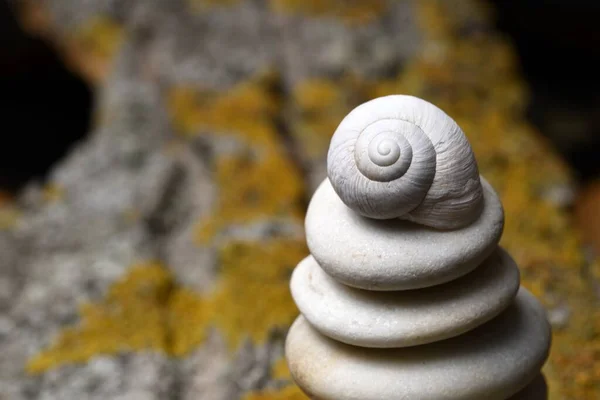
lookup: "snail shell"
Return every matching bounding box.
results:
[327,95,483,229]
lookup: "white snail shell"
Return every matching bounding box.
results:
[327,95,484,229]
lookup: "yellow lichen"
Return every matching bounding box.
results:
[17,4,123,83]
[243,356,309,400]
[293,79,341,112]
[269,0,387,25]
[289,77,366,160]
[272,357,291,380]
[42,183,65,203]
[72,16,123,60]
[167,72,305,243]
[0,205,20,230]
[210,239,306,348]
[167,73,309,360]
[0,191,19,230]
[167,72,279,139]
[195,151,304,243]
[167,72,284,157]
[64,16,124,83]
[27,263,173,374]
[28,239,307,372]
[167,287,211,357]
[168,238,307,356]
[166,71,308,360]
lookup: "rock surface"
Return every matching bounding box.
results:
[3,0,598,398]
[291,248,520,347]
[287,289,551,400]
[306,177,504,290]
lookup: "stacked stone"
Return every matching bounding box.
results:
[286,95,551,399]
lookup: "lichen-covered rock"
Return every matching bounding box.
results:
[278,0,421,191]
[3,0,598,399]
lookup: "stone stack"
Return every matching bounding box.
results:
[286,95,551,399]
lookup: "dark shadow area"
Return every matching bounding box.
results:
[0,0,92,191]
[489,0,600,182]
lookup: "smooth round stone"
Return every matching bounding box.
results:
[291,248,520,348]
[286,289,551,400]
[305,177,504,290]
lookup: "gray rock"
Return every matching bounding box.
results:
[7,0,553,398]
[286,289,551,400]
[291,248,520,347]
[35,353,174,400]
[276,1,422,193]
[0,77,178,399]
[306,178,504,290]
[277,1,420,88]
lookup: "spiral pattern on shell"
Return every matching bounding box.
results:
[327,95,484,229]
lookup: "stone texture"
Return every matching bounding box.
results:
[277,1,421,192]
[291,248,520,348]
[306,177,504,290]
[5,0,311,398]
[5,0,599,398]
[0,74,179,398]
[286,289,551,400]
[30,353,174,400]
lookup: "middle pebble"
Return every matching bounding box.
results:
[291,247,520,348]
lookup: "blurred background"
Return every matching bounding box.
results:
[0,0,599,399]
